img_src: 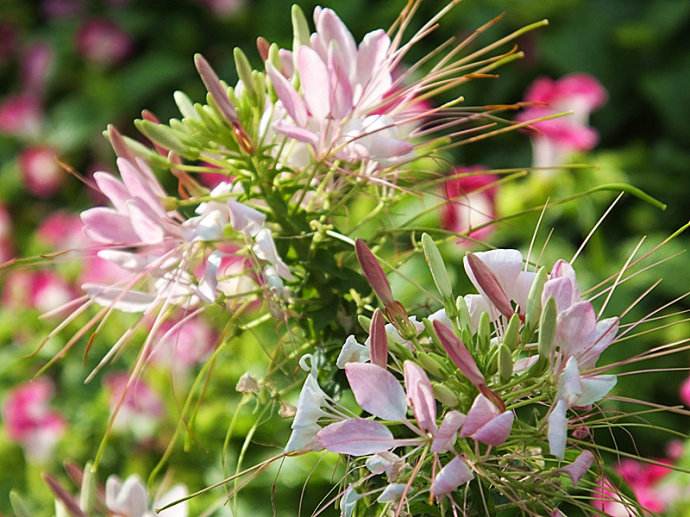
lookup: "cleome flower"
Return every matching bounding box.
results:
[265,6,416,168]
[282,239,635,514]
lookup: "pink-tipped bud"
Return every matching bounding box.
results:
[369,309,388,368]
[256,36,270,61]
[194,53,239,125]
[107,124,135,162]
[43,474,85,517]
[355,239,393,306]
[561,450,594,485]
[466,253,514,319]
[19,146,63,198]
[432,320,485,389]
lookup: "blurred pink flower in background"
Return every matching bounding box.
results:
[198,0,245,18]
[21,42,54,96]
[37,211,86,250]
[2,378,66,463]
[518,73,606,169]
[42,0,82,18]
[441,167,498,245]
[76,19,132,66]
[105,373,163,439]
[2,270,74,313]
[0,95,42,137]
[0,204,12,262]
[19,146,63,198]
[680,375,690,406]
[151,316,217,373]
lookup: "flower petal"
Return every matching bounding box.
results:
[296,46,330,119]
[430,456,474,498]
[561,450,594,485]
[267,64,307,126]
[82,284,155,312]
[432,410,465,453]
[345,363,407,421]
[472,410,514,446]
[576,375,617,406]
[548,399,568,459]
[81,207,138,244]
[335,335,370,369]
[403,361,436,432]
[317,418,396,456]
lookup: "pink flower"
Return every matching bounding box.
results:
[198,0,244,18]
[1,270,74,313]
[105,373,163,439]
[151,316,217,371]
[0,95,42,137]
[680,375,690,406]
[42,0,82,18]
[2,378,66,462]
[22,42,54,96]
[267,8,417,167]
[19,145,63,197]
[37,211,87,249]
[518,74,607,168]
[76,19,132,66]
[442,167,498,245]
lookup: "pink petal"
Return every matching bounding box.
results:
[561,450,594,485]
[267,65,307,126]
[127,198,166,244]
[328,46,353,119]
[558,301,597,357]
[194,53,238,124]
[548,399,568,459]
[81,207,138,244]
[471,410,514,446]
[356,30,390,90]
[93,172,130,213]
[403,361,436,433]
[345,363,407,421]
[117,158,165,217]
[430,456,474,498]
[296,46,331,119]
[82,284,155,312]
[432,410,465,453]
[460,394,498,438]
[314,8,357,70]
[542,277,576,313]
[273,122,319,147]
[558,357,583,406]
[580,317,619,368]
[317,418,396,456]
[355,239,394,305]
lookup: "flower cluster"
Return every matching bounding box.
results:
[285,238,625,514]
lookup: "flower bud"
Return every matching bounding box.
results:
[79,463,97,513]
[194,53,239,125]
[357,314,371,333]
[369,309,388,368]
[10,491,32,517]
[421,233,453,304]
[433,320,485,389]
[291,4,311,48]
[498,344,513,383]
[385,301,416,341]
[432,382,459,407]
[477,311,491,353]
[417,351,446,378]
[526,267,547,331]
[234,47,259,103]
[539,297,558,358]
[455,295,472,333]
[465,253,514,319]
[355,239,394,306]
[503,313,521,350]
[236,373,260,394]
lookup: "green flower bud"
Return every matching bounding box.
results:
[421,233,454,306]
[432,382,459,407]
[417,351,446,378]
[539,296,558,358]
[526,267,547,331]
[477,311,491,353]
[291,4,311,48]
[357,315,371,333]
[234,47,258,103]
[504,313,521,350]
[456,295,472,334]
[498,344,513,383]
[79,463,97,513]
[10,491,32,517]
